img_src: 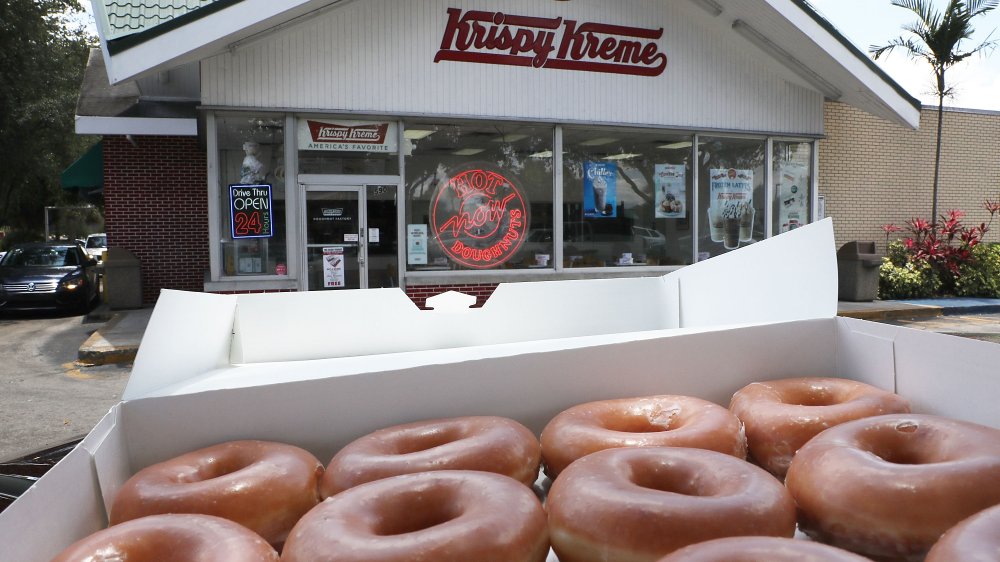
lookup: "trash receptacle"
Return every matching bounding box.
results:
[103,247,143,309]
[837,241,882,302]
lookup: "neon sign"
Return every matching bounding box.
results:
[430,167,529,269]
[229,184,274,239]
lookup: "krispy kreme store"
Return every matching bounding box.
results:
[185,0,919,304]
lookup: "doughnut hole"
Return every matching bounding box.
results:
[629,461,710,497]
[389,426,465,454]
[372,486,463,536]
[857,419,956,465]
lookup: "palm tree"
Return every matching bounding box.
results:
[871,0,997,224]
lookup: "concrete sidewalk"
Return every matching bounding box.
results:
[78,305,153,366]
[76,297,1000,366]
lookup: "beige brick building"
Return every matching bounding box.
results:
[820,101,1000,250]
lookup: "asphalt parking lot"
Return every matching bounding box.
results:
[0,310,130,460]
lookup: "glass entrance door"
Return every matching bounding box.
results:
[305,187,364,290]
[303,183,399,290]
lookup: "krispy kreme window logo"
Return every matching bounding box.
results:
[430,167,529,269]
[306,121,388,144]
[434,8,667,77]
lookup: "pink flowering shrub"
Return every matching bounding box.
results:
[880,207,991,298]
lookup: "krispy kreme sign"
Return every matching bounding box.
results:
[430,166,529,269]
[297,119,398,152]
[434,8,667,77]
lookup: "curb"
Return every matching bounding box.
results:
[837,305,943,322]
[77,314,139,366]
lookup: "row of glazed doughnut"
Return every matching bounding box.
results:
[49,377,1000,562]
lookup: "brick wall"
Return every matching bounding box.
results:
[103,135,209,305]
[405,283,499,309]
[820,101,1000,250]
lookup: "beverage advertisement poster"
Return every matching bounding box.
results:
[708,168,755,250]
[777,163,808,233]
[407,224,428,265]
[322,246,346,288]
[654,164,686,219]
[583,162,617,218]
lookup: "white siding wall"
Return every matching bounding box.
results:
[202,0,823,135]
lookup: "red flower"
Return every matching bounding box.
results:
[909,217,931,234]
[881,224,902,234]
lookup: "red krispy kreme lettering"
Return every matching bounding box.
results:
[435,8,667,77]
[307,121,388,144]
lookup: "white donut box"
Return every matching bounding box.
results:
[2,219,997,561]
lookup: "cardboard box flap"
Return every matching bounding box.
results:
[125,219,836,400]
[122,291,237,400]
[674,218,837,327]
[228,219,835,363]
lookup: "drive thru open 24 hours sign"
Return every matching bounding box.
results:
[229,184,274,239]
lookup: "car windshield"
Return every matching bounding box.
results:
[1,247,77,267]
[86,235,106,249]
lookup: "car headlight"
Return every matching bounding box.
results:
[60,273,84,290]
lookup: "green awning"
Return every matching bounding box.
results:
[61,142,103,190]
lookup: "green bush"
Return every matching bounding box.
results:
[955,243,1000,297]
[878,257,942,300]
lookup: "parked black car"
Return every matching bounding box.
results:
[0,243,100,312]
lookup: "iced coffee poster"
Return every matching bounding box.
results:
[654,164,686,219]
[583,161,617,218]
[708,168,755,250]
[777,162,808,233]
[322,246,346,288]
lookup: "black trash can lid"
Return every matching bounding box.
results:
[837,241,879,259]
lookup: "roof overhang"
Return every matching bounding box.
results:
[687,0,920,128]
[76,48,198,136]
[91,0,922,129]
[94,0,344,85]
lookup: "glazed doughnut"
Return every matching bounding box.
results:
[321,416,540,496]
[546,447,796,562]
[655,536,873,561]
[540,395,746,478]
[49,514,278,562]
[283,470,549,562]
[786,414,1000,560]
[109,440,323,546]
[926,503,1000,562]
[729,377,910,478]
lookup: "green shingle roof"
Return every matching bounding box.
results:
[102,0,224,40]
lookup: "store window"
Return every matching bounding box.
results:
[216,114,288,277]
[773,141,813,234]
[697,136,766,259]
[403,120,554,271]
[562,128,694,267]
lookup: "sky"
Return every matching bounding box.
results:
[69,1,1000,110]
[808,0,1000,111]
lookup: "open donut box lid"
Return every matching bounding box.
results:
[3,218,999,561]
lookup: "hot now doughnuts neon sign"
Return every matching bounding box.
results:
[430,167,529,269]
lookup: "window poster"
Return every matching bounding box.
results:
[708,168,754,250]
[407,224,428,265]
[322,246,346,288]
[654,164,686,219]
[777,163,808,233]
[583,161,617,218]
